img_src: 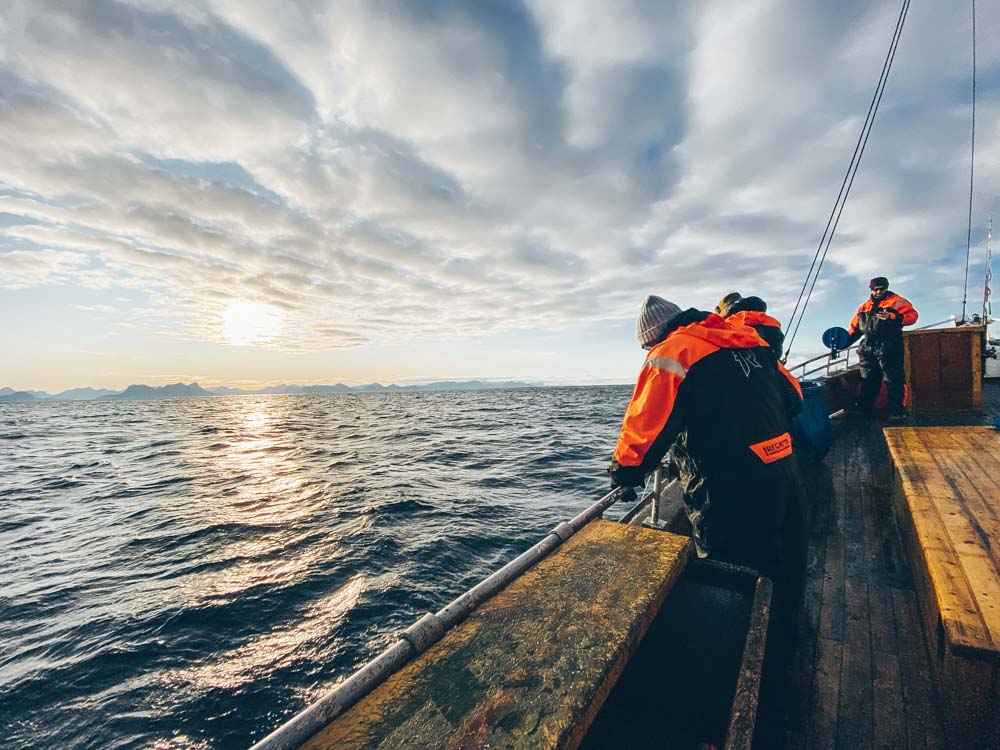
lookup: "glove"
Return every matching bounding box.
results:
[606,459,646,488]
[877,308,902,322]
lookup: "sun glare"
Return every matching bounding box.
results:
[222,300,282,346]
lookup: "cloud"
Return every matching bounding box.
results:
[0,247,91,289]
[1,0,997,360]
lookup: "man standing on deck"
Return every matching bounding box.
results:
[716,292,786,359]
[607,295,805,616]
[845,277,919,421]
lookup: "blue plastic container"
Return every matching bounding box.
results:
[791,380,832,463]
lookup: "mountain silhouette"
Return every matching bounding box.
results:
[1,380,542,403]
[101,383,214,400]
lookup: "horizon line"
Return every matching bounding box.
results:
[0,377,636,397]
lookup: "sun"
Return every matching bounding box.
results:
[221,300,282,346]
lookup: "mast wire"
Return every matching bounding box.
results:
[961,0,977,322]
[783,0,911,360]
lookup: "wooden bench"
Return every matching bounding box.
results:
[300,520,692,750]
[884,426,1000,748]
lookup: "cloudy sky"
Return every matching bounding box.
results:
[1,0,998,391]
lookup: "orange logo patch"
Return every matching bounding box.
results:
[749,432,793,463]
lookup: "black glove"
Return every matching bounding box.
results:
[606,460,646,488]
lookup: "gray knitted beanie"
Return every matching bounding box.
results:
[635,295,683,348]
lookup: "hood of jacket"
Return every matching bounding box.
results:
[730,310,782,330]
[655,309,766,352]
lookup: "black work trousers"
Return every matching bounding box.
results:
[857,345,905,414]
[706,472,807,748]
[700,470,807,632]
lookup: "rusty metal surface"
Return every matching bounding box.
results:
[300,521,691,750]
[253,488,634,750]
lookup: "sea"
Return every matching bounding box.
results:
[0,386,633,749]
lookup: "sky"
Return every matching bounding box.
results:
[1,0,998,392]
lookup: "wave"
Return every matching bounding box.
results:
[0,385,632,750]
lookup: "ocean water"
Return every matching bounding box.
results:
[0,386,633,749]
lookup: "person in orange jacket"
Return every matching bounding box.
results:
[607,295,804,599]
[716,292,785,359]
[607,295,807,744]
[845,277,918,420]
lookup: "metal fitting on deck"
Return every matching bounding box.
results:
[549,521,575,542]
[400,612,446,654]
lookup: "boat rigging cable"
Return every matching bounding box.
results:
[961,0,977,322]
[782,0,911,362]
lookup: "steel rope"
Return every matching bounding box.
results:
[961,0,977,321]
[783,0,911,361]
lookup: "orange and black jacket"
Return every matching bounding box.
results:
[728,310,785,359]
[609,309,802,490]
[846,292,918,351]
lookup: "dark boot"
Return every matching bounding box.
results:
[881,348,906,417]
[856,354,884,412]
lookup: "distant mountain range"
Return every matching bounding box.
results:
[0,380,541,403]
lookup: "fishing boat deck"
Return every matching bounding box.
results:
[784,379,1000,749]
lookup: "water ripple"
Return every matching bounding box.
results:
[0,386,631,749]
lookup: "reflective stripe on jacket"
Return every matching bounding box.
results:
[613,312,802,474]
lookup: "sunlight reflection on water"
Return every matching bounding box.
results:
[166,575,367,693]
[0,386,631,749]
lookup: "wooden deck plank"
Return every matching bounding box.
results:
[819,534,846,642]
[858,444,883,580]
[806,636,843,750]
[843,437,866,582]
[861,440,901,655]
[885,427,1000,654]
[872,650,906,750]
[947,458,1000,545]
[937,431,1000,564]
[867,582,899,656]
[885,426,1000,747]
[800,426,848,750]
[865,437,911,589]
[886,429,994,652]
[836,579,874,750]
[791,416,951,750]
[891,587,944,750]
[819,433,848,644]
[933,447,1000,648]
[301,521,691,750]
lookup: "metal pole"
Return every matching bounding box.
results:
[249,486,635,750]
[961,0,977,322]
[649,468,662,526]
[985,218,993,322]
